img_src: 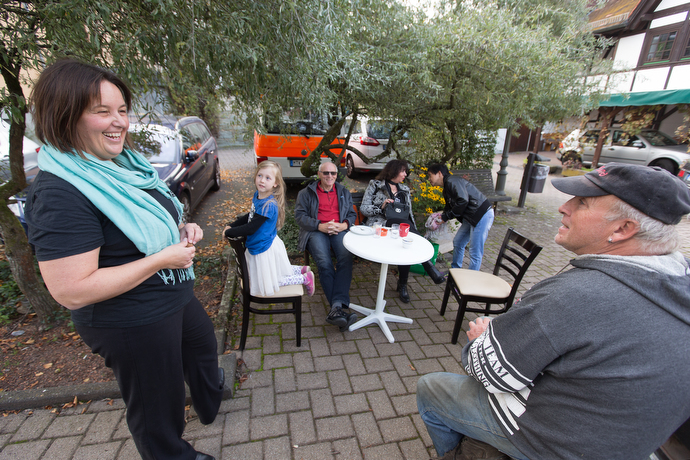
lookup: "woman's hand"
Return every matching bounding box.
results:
[158,239,197,269]
[179,223,203,245]
[38,241,197,310]
[381,198,394,209]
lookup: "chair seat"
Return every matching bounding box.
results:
[254,284,304,299]
[450,268,512,299]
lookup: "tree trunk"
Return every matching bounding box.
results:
[0,201,60,322]
[592,107,621,168]
[1,58,61,324]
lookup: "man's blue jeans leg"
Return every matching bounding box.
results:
[306,231,353,307]
[417,372,527,460]
[451,209,494,270]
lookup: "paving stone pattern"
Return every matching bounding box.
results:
[1,148,688,459]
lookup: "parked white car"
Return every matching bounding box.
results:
[557,128,689,174]
[0,116,41,182]
[0,116,42,233]
[339,117,408,177]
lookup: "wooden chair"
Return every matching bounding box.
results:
[440,227,543,344]
[227,236,303,350]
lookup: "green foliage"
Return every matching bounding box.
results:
[278,200,301,256]
[194,254,226,280]
[0,259,24,324]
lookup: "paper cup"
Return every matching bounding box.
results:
[379,228,388,237]
[399,223,410,237]
[402,237,413,249]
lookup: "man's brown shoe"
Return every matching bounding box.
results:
[429,440,462,460]
[457,437,510,460]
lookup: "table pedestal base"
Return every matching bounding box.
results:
[347,263,412,343]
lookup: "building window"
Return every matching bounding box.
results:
[645,30,677,63]
[684,36,690,59]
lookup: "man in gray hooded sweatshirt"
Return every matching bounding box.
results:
[417,163,690,460]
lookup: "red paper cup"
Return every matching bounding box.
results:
[399,223,410,237]
[380,228,388,237]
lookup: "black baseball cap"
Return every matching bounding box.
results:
[551,163,690,225]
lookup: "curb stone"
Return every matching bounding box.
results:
[0,262,238,411]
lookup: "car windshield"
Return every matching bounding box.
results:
[263,110,330,136]
[367,121,396,140]
[641,130,679,146]
[130,128,179,163]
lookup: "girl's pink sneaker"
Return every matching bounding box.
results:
[301,265,312,274]
[304,272,315,296]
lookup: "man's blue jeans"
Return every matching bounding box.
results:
[417,372,528,460]
[306,230,353,308]
[452,208,494,270]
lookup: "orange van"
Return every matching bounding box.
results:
[253,114,342,182]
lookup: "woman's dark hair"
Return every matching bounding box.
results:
[31,59,133,155]
[376,159,410,182]
[427,163,449,176]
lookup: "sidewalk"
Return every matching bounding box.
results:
[1,150,688,460]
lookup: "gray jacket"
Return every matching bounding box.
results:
[360,179,416,229]
[463,253,690,459]
[294,180,356,252]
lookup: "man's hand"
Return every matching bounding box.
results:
[318,220,346,235]
[467,316,492,341]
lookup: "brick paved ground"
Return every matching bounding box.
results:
[1,148,688,459]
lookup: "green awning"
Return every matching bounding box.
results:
[599,89,690,107]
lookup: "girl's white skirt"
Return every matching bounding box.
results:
[246,236,293,296]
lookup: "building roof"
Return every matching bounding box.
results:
[588,0,646,33]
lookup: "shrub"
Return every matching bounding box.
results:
[408,166,445,220]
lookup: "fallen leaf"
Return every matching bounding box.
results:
[35,372,44,376]
[43,363,53,369]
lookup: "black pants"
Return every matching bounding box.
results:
[77,297,222,460]
[385,217,420,285]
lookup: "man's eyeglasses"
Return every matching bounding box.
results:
[321,171,337,176]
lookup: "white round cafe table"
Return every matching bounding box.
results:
[343,229,434,343]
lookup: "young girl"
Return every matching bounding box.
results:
[224,161,315,297]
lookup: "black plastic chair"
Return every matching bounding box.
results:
[227,236,303,350]
[440,227,543,344]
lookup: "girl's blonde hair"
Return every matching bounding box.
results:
[256,161,287,229]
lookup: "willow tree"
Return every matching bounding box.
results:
[401,0,612,168]
[0,0,376,323]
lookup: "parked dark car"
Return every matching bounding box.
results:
[129,116,221,223]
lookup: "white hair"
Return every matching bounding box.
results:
[606,199,682,254]
[319,160,336,172]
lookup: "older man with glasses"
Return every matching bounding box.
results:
[295,161,358,331]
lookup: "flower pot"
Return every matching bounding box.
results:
[410,242,439,275]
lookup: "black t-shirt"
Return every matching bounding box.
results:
[25,171,193,327]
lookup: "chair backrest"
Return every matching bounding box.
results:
[227,236,251,298]
[493,227,543,307]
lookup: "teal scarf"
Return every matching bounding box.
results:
[37,144,195,284]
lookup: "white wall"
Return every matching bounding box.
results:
[614,34,645,70]
[667,64,690,90]
[607,71,635,93]
[656,0,687,11]
[632,67,670,91]
[650,11,688,29]
[659,109,686,137]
